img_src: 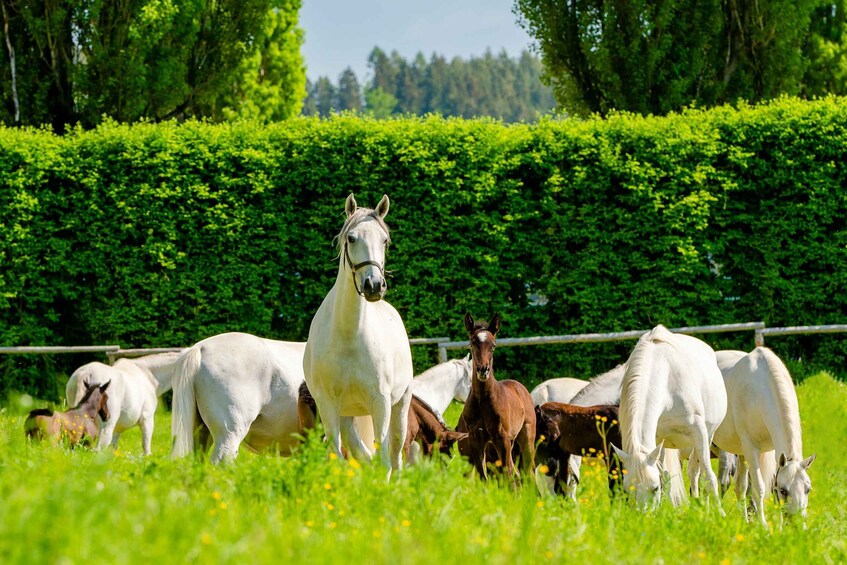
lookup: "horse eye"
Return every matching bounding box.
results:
[347,235,355,244]
[780,488,789,497]
[806,486,811,494]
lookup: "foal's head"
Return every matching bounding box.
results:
[534,405,562,444]
[77,380,111,422]
[464,312,501,382]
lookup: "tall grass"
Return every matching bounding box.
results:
[0,372,844,564]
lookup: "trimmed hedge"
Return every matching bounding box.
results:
[2,97,846,398]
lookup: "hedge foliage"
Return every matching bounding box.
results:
[2,97,846,398]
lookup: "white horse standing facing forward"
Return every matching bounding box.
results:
[170,332,307,463]
[66,352,181,455]
[304,194,413,473]
[712,347,815,525]
[612,325,727,511]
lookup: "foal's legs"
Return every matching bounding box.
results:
[514,421,535,476]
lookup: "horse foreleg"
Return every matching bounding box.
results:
[368,398,393,474]
[515,423,535,477]
[388,389,412,472]
[742,443,768,526]
[139,415,153,455]
[735,455,750,513]
[96,420,116,452]
[317,403,344,461]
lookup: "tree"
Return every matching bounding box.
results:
[0,0,305,131]
[804,2,847,96]
[220,2,307,122]
[336,67,364,111]
[312,76,336,116]
[364,86,397,118]
[514,0,822,115]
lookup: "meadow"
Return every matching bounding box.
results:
[0,372,845,564]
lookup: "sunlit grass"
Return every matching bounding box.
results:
[0,372,844,563]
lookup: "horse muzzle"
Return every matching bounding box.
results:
[361,274,386,302]
[476,367,490,381]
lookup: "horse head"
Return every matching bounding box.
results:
[534,404,561,445]
[773,452,815,519]
[612,441,664,511]
[464,312,500,382]
[94,381,111,422]
[434,430,469,456]
[341,193,391,302]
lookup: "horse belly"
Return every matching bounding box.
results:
[244,410,301,454]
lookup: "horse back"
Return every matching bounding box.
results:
[539,402,621,454]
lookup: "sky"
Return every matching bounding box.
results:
[299,1,536,82]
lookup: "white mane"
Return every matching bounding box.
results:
[760,347,803,459]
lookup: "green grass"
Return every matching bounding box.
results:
[1,372,845,564]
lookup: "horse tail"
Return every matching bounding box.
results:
[662,448,687,506]
[171,345,201,459]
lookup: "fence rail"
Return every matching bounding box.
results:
[2,323,844,366]
[436,322,768,362]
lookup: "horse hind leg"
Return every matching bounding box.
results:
[139,414,154,456]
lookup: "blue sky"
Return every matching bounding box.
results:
[299,1,536,82]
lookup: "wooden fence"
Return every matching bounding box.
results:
[1,324,844,366]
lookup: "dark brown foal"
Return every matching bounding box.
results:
[25,381,111,446]
[535,401,622,495]
[456,313,535,480]
[405,395,467,462]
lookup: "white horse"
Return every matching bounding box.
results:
[712,347,815,525]
[569,363,628,407]
[410,355,472,418]
[66,352,181,455]
[170,332,307,463]
[303,194,413,473]
[530,377,589,406]
[611,325,727,511]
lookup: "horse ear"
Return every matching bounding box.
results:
[779,452,788,467]
[464,312,475,334]
[489,313,501,335]
[801,454,816,470]
[345,193,357,217]
[99,380,111,393]
[375,194,390,218]
[611,443,628,463]
[646,441,664,467]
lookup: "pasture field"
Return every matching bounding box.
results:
[0,372,845,564]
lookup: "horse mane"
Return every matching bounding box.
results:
[570,363,627,405]
[28,408,54,418]
[412,394,447,428]
[759,347,803,458]
[619,328,668,457]
[334,207,391,256]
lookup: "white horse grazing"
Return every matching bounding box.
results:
[410,355,472,418]
[712,347,815,525]
[303,194,413,473]
[611,325,727,511]
[170,332,307,463]
[66,352,181,455]
[531,377,589,406]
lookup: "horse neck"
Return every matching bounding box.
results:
[571,363,625,406]
[761,351,803,459]
[414,363,460,411]
[327,258,371,336]
[126,353,180,394]
[619,348,662,456]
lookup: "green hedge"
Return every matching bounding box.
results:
[2,97,846,398]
